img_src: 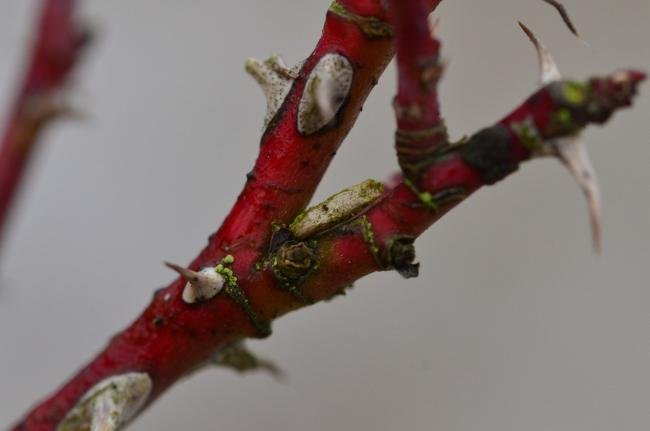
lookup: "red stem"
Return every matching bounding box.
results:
[388,0,446,179]
[0,0,89,249]
[11,1,411,429]
[8,0,644,429]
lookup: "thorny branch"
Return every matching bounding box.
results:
[4,0,644,430]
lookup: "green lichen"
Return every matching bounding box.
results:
[358,215,382,265]
[216,255,271,338]
[288,211,306,232]
[510,117,543,151]
[403,178,439,212]
[329,1,393,38]
[562,81,588,106]
[550,107,583,136]
[554,108,573,127]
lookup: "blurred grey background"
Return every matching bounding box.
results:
[0,1,649,430]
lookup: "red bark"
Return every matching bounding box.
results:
[7,0,644,430]
[388,0,446,179]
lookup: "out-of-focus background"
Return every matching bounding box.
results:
[0,1,648,430]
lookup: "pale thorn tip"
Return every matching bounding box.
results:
[429,16,441,38]
[554,137,602,253]
[518,21,562,85]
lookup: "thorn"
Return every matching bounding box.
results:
[165,262,224,303]
[164,261,200,282]
[271,59,299,80]
[518,22,562,85]
[24,90,88,124]
[297,53,354,135]
[429,16,441,38]
[245,55,300,130]
[541,0,579,37]
[554,137,602,253]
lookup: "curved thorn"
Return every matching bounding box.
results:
[518,21,562,85]
[555,137,602,253]
[541,0,579,37]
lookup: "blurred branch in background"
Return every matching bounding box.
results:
[0,0,90,253]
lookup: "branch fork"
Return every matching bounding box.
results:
[7,1,645,430]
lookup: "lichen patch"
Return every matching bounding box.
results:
[289,178,383,239]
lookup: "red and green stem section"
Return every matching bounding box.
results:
[8,0,644,430]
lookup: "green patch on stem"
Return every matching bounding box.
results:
[562,81,588,106]
[510,116,543,151]
[358,215,382,265]
[555,108,571,125]
[552,107,580,133]
[328,1,393,38]
[402,179,466,212]
[218,255,271,338]
[403,178,439,212]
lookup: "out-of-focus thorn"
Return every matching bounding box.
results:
[50,89,89,121]
[518,22,562,85]
[429,16,441,38]
[541,0,579,37]
[23,90,87,124]
[554,137,602,253]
